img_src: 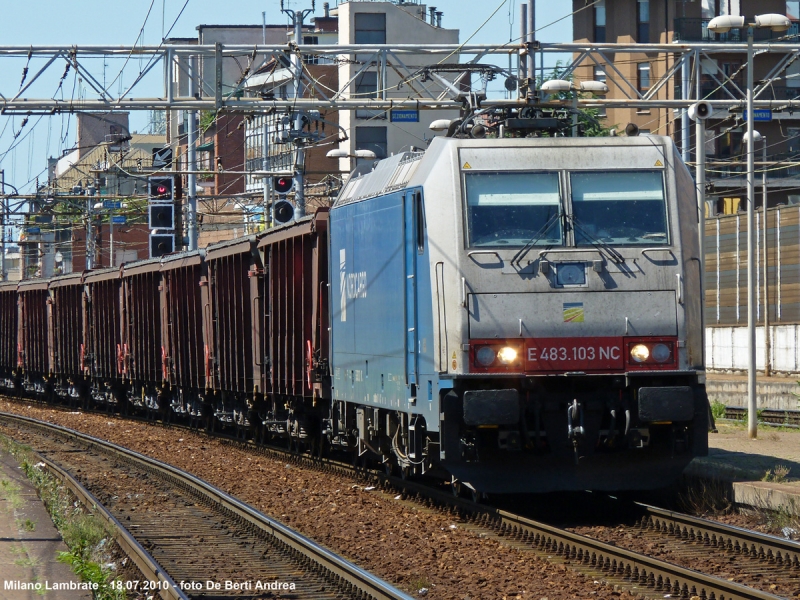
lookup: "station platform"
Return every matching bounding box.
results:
[706,371,799,411]
[0,451,91,599]
[693,371,800,514]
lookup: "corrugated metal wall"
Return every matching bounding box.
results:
[51,283,84,376]
[705,206,800,326]
[0,288,18,374]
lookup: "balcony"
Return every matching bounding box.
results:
[673,18,799,43]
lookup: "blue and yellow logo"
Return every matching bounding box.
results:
[563,302,585,323]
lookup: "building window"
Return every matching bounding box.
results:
[355,71,377,98]
[637,0,650,43]
[355,13,386,44]
[355,126,387,160]
[594,0,606,43]
[593,66,607,117]
[718,129,743,160]
[303,36,319,64]
[637,63,651,92]
[789,1,800,20]
[354,71,385,120]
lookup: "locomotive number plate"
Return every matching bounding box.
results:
[525,337,624,372]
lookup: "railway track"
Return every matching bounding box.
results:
[723,406,800,427]
[3,410,797,599]
[566,500,800,597]
[0,412,413,600]
[386,483,795,600]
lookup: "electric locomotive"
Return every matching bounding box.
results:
[327,133,707,494]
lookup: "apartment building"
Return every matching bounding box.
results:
[573,0,800,207]
[574,0,800,360]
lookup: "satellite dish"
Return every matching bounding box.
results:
[54,251,63,263]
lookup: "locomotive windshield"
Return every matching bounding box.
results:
[570,170,668,246]
[465,172,563,247]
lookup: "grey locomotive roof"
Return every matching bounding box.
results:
[335,151,424,207]
[333,135,674,207]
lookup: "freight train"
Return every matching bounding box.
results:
[0,130,708,494]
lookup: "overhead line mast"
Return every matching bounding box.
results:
[280,0,316,221]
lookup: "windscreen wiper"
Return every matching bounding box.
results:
[511,211,563,266]
[565,214,625,265]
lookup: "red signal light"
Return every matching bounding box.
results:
[273,176,294,195]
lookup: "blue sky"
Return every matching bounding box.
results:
[0,0,573,197]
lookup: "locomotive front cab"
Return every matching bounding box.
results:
[432,136,708,493]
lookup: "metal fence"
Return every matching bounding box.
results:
[705,206,800,327]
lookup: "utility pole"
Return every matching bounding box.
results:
[0,169,5,282]
[527,1,535,101]
[520,4,527,99]
[746,26,757,439]
[281,0,315,221]
[681,55,691,163]
[86,193,94,270]
[186,55,198,251]
[762,138,770,376]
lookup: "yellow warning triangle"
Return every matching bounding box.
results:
[452,351,457,359]
[654,160,663,167]
[463,162,472,169]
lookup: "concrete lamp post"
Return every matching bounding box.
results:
[708,13,790,439]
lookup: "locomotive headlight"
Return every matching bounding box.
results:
[497,346,518,364]
[475,346,497,367]
[652,343,671,363]
[630,344,650,363]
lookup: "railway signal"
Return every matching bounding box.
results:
[273,199,295,224]
[148,176,174,201]
[148,175,179,258]
[148,204,175,230]
[150,233,175,258]
[273,176,294,195]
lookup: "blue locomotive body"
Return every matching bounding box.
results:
[328,135,708,493]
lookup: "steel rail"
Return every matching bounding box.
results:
[250,437,791,600]
[35,454,189,600]
[0,402,788,600]
[637,503,800,567]
[0,412,414,600]
[386,478,785,600]
[724,406,800,427]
